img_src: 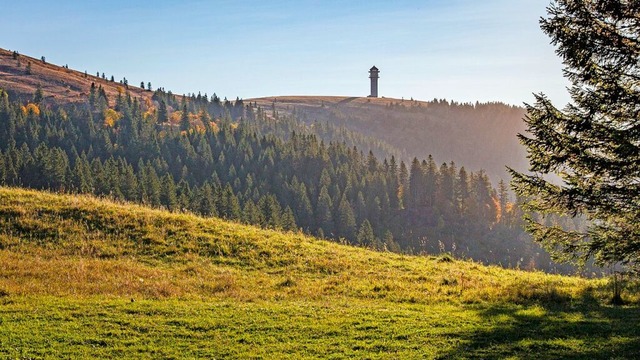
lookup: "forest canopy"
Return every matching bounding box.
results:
[0,84,576,272]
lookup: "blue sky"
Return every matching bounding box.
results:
[3,0,569,106]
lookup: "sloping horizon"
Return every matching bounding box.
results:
[2,0,569,107]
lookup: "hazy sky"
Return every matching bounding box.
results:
[3,0,570,106]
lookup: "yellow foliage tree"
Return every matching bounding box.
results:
[21,103,40,116]
[144,107,156,122]
[103,108,122,128]
[171,111,183,124]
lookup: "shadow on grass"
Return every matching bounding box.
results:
[437,288,640,359]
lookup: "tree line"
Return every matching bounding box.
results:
[0,85,576,272]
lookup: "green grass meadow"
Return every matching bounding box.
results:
[1,187,639,358]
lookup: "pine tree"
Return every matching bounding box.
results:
[48,148,69,191]
[221,183,241,220]
[198,183,218,216]
[91,158,107,195]
[180,103,190,131]
[315,186,334,236]
[383,230,400,252]
[145,164,162,207]
[357,219,377,247]
[336,195,356,240]
[33,86,44,104]
[0,154,6,185]
[259,194,282,228]
[408,157,423,208]
[399,160,409,209]
[118,160,137,200]
[281,206,297,231]
[176,179,191,210]
[510,1,640,299]
[424,155,438,207]
[387,156,400,210]
[292,180,313,229]
[157,100,168,125]
[160,174,178,211]
[456,167,470,215]
[242,199,263,225]
[497,179,510,225]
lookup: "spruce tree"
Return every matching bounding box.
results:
[357,219,377,248]
[281,206,297,231]
[316,186,334,235]
[160,174,178,211]
[0,154,6,185]
[33,86,44,104]
[180,103,190,131]
[510,1,640,296]
[145,164,162,207]
[242,199,263,225]
[336,195,356,240]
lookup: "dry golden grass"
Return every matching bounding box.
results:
[0,186,615,305]
[3,187,640,359]
[248,95,430,109]
[0,48,153,105]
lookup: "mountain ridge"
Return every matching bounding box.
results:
[248,95,529,182]
[1,46,528,182]
[0,47,153,105]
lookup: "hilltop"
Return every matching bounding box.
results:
[249,95,528,182]
[1,187,639,358]
[0,48,153,105]
[1,46,526,183]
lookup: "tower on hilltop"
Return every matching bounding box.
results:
[369,66,379,98]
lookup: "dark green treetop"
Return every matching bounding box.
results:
[511,1,640,273]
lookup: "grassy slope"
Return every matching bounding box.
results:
[0,47,153,105]
[0,187,639,358]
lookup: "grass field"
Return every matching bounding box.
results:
[1,187,639,358]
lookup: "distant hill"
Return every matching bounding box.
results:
[1,46,528,182]
[249,96,528,182]
[0,48,153,105]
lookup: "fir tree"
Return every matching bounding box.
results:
[180,103,190,131]
[160,174,178,211]
[33,86,43,104]
[336,195,356,240]
[281,206,297,231]
[510,0,640,301]
[357,219,376,247]
[316,186,334,236]
[157,100,168,124]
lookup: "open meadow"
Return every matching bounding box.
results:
[0,187,639,358]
